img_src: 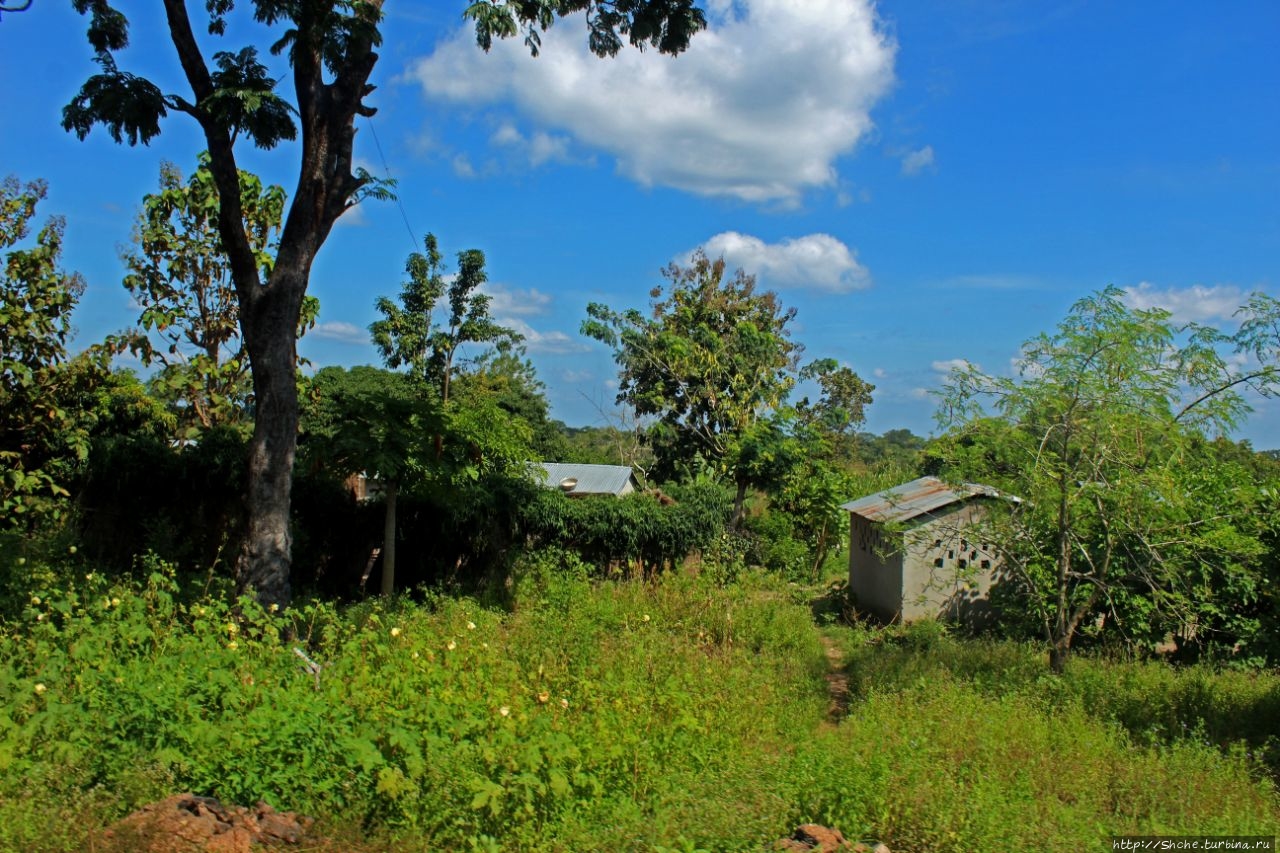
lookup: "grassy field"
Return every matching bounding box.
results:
[0,552,1276,852]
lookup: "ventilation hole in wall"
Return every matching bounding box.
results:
[934,558,944,568]
[947,550,954,559]
[958,559,967,569]
[934,539,942,548]
[980,560,991,569]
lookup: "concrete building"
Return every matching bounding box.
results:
[841,476,1007,626]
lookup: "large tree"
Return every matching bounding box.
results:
[936,287,1280,671]
[118,155,321,438]
[64,0,706,606]
[583,250,802,525]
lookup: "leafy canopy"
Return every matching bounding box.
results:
[583,250,801,484]
[935,286,1280,667]
[0,177,97,527]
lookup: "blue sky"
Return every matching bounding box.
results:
[2,1,1278,447]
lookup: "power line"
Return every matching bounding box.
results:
[364,115,419,253]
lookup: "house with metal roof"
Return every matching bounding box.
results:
[841,476,1007,626]
[535,462,640,497]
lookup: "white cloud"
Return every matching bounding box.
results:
[909,387,932,400]
[407,0,896,203]
[931,358,978,375]
[490,123,583,167]
[901,145,935,176]
[692,231,871,292]
[1121,282,1248,324]
[312,321,369,344]
[482,283,553,317]
[872,367,887,379]
[503,317,589,354]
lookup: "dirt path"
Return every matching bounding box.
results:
[819,634,851,727]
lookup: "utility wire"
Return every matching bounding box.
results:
[365,115,419,253]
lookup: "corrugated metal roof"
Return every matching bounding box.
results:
[535,463,638,496]
[840,476,1002,523]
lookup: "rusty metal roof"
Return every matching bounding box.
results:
[840,476,1002,523]
[535,463,638,496]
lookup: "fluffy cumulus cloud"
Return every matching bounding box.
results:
[407,0,896,203]
[931,358,977,375]
[482,283,554,317]
[1121,282,1249,324]
[502,318,589,355]
[312,321,369,344]
[693,231,871,292]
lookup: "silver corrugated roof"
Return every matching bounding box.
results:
[536,462,637,496]
[840,476,1002,523]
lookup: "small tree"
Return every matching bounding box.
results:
[582,251,801,525]
[371,233,520,405]
[936,287,1280,671]
[0,176,95,528]
[365,234,526,590]
[304,365,431,595]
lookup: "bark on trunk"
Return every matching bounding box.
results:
[234,275,305,608]
[730,478,748,530]
[381,479,398,597]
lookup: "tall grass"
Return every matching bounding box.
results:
[0,555,1275,852]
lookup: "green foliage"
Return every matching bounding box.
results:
[114,155,314,438]
[303,366,432,486]
[465,0,708,58]
[371,233,521,403]
[518,482,730,578]
[935,287,1280,668]
[583,251,804,518]
[1,563,1276,851]
[0,176,99,529]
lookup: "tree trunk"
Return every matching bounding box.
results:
[381,479,398,597]
[234,273,305,608]
[730,477,748,530]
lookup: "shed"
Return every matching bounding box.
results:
[535,463,640,497]
[841,476,1006,626]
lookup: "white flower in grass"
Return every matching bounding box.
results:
[390,627,401,637]
[467,621,477,631]
[447,640,457,651]
[499,706,510,717]
[34,683,46,695]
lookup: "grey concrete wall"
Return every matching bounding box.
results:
[900,501,997,626]
[848,513,904,621]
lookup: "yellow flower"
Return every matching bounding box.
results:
[110,597,120,607]
[642,614,650,623]
[447,640,457,651]
[227,641,238,651]
[537,691,550,704]
[226,622,239,635]
[30,596,40,606]
[467,621,477,631]
[34,683,46,695]
[499,706,510,717]
[390,627,401,637]
[560,698,569,709]
[269,603,279,613]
